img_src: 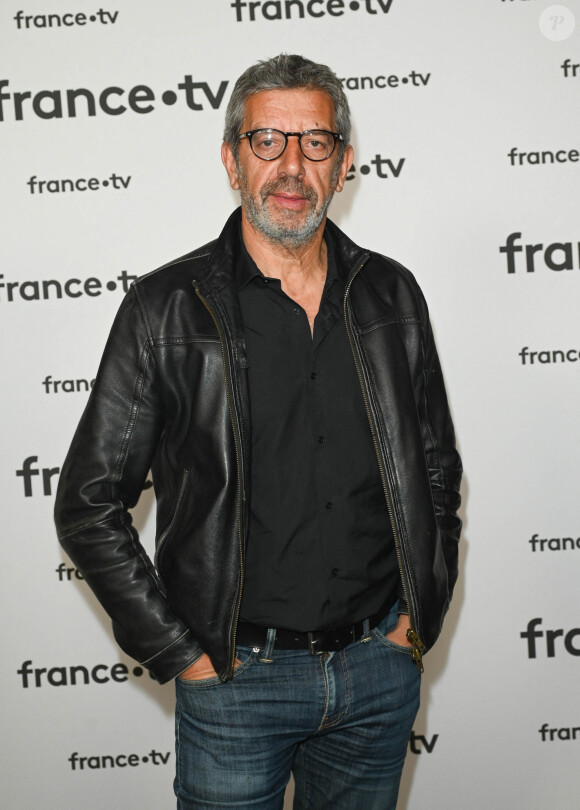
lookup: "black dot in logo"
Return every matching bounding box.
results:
[133,666,144,677]
[102,180,109,187]
[106,281,117,291]
[402,78,409,84]
[162,90,177,105]
[90,15,96,22]
[142,757,149,763]
[360,165,370,175]
[349,1,360,9]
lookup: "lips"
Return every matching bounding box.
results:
[262,180,317,211]
[270,192,308,209]
[273,192,304,200]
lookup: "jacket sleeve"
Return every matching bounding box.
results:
[54,286,203,683]
[417,289,463,600]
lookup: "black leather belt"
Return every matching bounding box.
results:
[236,597,395,655]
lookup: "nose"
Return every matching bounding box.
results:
[277,135,305,178]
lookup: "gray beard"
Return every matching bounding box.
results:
[237,165,337,249]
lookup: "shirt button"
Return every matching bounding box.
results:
[293,307,300,316]
[331,568,339,577]
[318,436,325,444]
[310,372,317,380]
[325,502,333,510]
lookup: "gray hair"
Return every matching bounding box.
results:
[223,54,351,160]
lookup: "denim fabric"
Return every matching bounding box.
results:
[174,602,420,809]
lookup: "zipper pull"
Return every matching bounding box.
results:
[406,628,426,674]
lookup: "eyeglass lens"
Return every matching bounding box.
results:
[250,130,336,161]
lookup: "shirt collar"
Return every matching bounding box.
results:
[235,221,341,292]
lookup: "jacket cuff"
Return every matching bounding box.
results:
[142,630,204,684]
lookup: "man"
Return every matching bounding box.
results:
[55,54,462,809]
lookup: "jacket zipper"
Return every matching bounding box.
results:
[343,257,426,673]
[195,288,245,679]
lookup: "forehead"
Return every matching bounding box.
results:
[242,88,336,130]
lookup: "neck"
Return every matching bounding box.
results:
[240,210,328,290]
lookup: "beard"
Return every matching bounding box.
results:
[237,163,339,249]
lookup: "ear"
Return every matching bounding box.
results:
[222,142,240,191]
[334,144,354,193]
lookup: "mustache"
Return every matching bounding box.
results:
[260,178,318,203]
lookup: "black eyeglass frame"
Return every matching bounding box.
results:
[238,129,343,162]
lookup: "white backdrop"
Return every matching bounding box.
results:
[2,1,579,808]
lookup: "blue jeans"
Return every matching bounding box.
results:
[174,602,420,809]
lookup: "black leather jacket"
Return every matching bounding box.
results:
[54,209,462,685]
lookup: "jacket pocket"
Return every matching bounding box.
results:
[154,469,190,569]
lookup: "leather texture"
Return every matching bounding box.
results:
[54,208,462,684]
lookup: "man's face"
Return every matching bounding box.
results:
[222,88,353,248]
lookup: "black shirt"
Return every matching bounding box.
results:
[237,229,400,631]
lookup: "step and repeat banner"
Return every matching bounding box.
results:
[2,1,578,808]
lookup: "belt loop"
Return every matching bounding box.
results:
[260,628,276,662]
[361,617,372,642]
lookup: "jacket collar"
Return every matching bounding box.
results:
[195,207,368,296]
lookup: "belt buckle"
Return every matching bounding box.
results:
[308,632,324,655]
[308,626,357,654]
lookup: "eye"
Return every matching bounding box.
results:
[253,130,284,150]
[301,131,334,156]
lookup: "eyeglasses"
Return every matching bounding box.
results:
[238,129,343,162]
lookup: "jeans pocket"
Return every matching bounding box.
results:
[177,648,257,689]
[371,627,415,655]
